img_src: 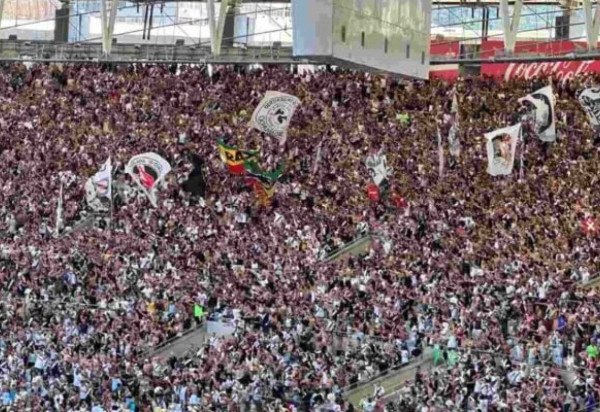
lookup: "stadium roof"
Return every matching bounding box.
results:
[128,0,573,4]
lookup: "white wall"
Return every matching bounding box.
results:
[291,0,333,56]
[292,0,431,78]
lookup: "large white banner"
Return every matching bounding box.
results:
[250,91,300,139]
[365,150,392,186]
[485,123,521,176]
[125,153,171,207]
[578,87,600,127]
[518,85,556,142]
[85,157,112,211]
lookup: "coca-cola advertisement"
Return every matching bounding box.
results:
[496,60,599,82]
[428,39,600,81]
[480,40,600,82]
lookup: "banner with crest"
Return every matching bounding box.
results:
[125,153,171,207]
[249,91,300,139]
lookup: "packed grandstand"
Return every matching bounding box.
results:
[0,63,599,412]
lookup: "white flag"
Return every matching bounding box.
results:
[85,157,112,211]
[485,123,521,176]
[449,90,461,157]
[365,150,392,187]
[451,91,459,119]
[518,85,556,142]
[249,91,300,139]
[578,87,600,127]
[448,124,461,157]
[125,153,171,208]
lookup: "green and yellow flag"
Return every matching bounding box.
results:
[217,140,257,175]
[243,159,284,206]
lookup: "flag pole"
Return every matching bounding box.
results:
[55,178,63,237]
[109,189,113,236]
[437,127,444,180]
[109,156,114,235]
[519,125,524,182]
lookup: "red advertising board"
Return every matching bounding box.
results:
[428,39,600,81]
[429,40,460,80]
[480,40,600,82]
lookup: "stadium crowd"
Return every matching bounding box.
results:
[0,63,599,411]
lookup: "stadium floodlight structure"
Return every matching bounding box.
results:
[494,0,600,54]
[100,0,118,55]
[429,0,600,65]
[95,0,226,55]
[582,0,600,50]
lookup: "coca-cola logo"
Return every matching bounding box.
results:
[504,60,595,82]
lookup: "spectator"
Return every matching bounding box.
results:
[0,63,598,411]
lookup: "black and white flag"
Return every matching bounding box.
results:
[518,85,556,143]
[578,87,600,127]
[365,149,392,187]
[250,91,300,140]
[84,157,112,211]
[485,123,521,176]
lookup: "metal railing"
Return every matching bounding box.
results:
[0,38,304,64]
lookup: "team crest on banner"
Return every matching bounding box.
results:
[518,85,556,142]
[485,123,521,176]
[578,87,600,127]
[250,91,300,139]
[365,150,392,187]
[125,153,171,207]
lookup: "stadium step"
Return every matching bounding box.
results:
[147,324,209,360]
[323,234,373,262]
[344,348,434,407]
[581,276,600,290]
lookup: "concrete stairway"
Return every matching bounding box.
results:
[149,326,209,359]
[344,349,434,407]
[582,276,600,290]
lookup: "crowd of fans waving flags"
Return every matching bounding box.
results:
[66,82,600,240]
[483,84,555,178]
[217,91,299,206]
[8,64,600,411]
[71,90,301,232]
